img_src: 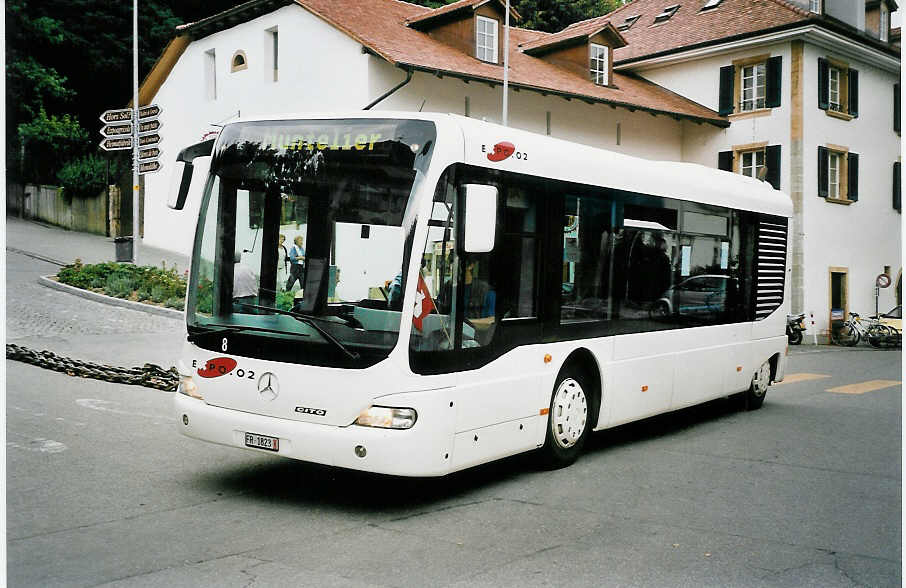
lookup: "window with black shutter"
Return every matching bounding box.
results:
[848,69,859,117]
[893,83,900,134]
[765,56,782,108]
[819,146,857,202]
[819,56,856,120]
[720,56,782,116]
[894,162,901,212]
[817,146,829,198]
[718,66,734,116]
[847,153,859,201]
[718,151,733,171]
[765,145,781,190]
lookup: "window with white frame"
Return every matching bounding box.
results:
[476,16,498,63]
[740,149,765,178]
[809,0,821,13]
[590,44,609,85]
[828,151,841,199]
[828,66,841,111]
[740,62,766,111]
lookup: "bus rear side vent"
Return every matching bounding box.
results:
[754,217,788,320]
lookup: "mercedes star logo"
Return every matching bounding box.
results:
[257,372,279,401]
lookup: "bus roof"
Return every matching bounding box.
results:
[225,111,792,218]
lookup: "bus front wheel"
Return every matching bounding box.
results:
[540,368,591,468]
[744,360,771,410]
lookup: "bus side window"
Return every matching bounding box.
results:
[561,194,612,323]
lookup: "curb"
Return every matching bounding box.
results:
[38,275,184,320]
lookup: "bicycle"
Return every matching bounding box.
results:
[832,312,894,347]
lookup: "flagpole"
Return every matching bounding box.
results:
[502,0,510,126]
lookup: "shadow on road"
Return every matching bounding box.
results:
[190,395,750,511]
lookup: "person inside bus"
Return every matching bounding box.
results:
[232,252,259,313]
[285,235,306,291]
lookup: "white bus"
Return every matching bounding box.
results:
[170,112,790,476]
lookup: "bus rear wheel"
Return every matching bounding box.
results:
[744,359,771,410]
[540,368,591,468]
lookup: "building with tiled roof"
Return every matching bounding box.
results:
[139,0,900,335]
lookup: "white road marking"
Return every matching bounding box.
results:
[75,398,175,423]
[7,438,68,454]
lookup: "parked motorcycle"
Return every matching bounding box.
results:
[786,313,806,345]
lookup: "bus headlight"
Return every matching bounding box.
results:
[354,406,417,430]
[177,375,203,400]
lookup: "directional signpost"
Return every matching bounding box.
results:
[98,104,163,171]
[98,96,165,262]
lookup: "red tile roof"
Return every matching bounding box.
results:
[519,20,627,54]
[405,0,520,28]
[594,0,811,63]
[295,0,727,126]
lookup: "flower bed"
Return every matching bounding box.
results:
[56,259,187,310]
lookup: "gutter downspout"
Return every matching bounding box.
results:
[363,68,414,110]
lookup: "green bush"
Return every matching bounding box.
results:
[164,297,184,310]
[104,274,134,298]
[58,260,189,308]
[150,284,167,303]
[57,154,111,200]
[276,290,296,311]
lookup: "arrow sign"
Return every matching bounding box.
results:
[99,137,133,151]
[138,119,162,134]
[139,160,162,174]
[139,133,161,146]
[101,123,132,137]
[138,146,162,161]
[138,104,162,120]
[100,108,134,124]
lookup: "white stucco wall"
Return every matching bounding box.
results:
[366,59,686,161]
[143,5,372,254]
[799,43,901,328]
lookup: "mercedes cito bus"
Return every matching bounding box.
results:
[169,112,790,476]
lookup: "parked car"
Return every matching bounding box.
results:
[878,305,901,331]
[652,275,738,320]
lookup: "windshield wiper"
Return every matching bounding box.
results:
[187,324,310,342]
[238,303,360,360]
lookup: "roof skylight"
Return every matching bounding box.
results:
[617,15,641,31]
[653,4,680,23]
[701,0,722,9]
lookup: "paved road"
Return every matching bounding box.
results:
[5,219,902,587]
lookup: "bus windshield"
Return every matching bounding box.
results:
[186,118,436,367]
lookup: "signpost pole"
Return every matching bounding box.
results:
[502,0,510,126]
[132,0,140,264]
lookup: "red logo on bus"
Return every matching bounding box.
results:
[197,357,237,378]
[487,141,516,162]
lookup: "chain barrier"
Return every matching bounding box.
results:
[6,344,179,391]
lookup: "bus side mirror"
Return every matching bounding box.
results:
[463,184,497,253]
[167,138,215,210]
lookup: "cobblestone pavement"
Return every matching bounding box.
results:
[6,251,182,341]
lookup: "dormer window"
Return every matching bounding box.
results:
[590,43,609,85]
[617,15,641,31]
[653,5,680,24]
[476,15,499,63]
[809,0,821,13]
[880,4,890,42]
[702,0,722,9]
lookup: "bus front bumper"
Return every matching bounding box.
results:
[173,392,455,477]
